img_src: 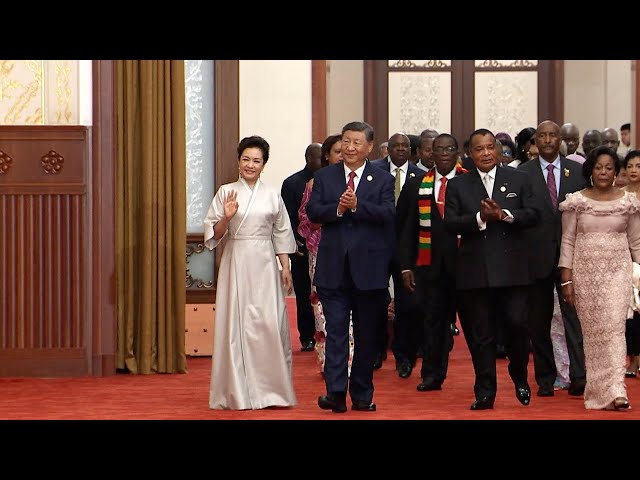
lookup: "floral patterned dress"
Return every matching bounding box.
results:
[298,180,354,375]
[559,190,640,409]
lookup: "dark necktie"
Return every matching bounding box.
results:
[437,176,447,218]
[347,170,356,191]
[546,164,558,209]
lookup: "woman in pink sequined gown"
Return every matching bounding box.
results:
[559,146,640,410]
[298,134,354,375]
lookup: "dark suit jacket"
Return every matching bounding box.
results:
[517,157,586,279]
[281,165,315,249]
[396,169,461,280]
[306,161,395,290]
[369,157,424,272]
[444,166,541,290]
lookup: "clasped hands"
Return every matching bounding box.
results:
[479,198,506,222]
[338,187,357,214]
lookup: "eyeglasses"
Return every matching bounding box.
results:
[433,146,457,154]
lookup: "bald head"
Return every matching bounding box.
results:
[601,127,620,151]
[582,129,602,157]
[560,123,580,155]
[305,143,322,172]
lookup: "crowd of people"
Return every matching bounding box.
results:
[203,120,640,414]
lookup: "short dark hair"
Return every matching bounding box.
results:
[621,123,631,131]
[624,149,640,168]
[237,135,270,164]
[408,134,420,156]
[342,121,374,142]
[582,145,620,185]
[433,133,459,149]
[320,134,342,167]
[469,128,495,147]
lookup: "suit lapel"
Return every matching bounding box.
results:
[558,157,572,203]
[469,169,489,201]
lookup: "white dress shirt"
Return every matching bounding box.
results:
[475,166,513,230]
[337,162,367,216]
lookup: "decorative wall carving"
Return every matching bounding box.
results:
[475,71,538,136]
[0,60,79,125]
[186,233,215,303]
[0,150,12,174]
[388,60,450,69]
[388,72,451,139]
[475,60,538,68]
[41,150,64,174]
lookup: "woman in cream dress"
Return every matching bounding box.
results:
[559,146,640,410]
[203,135,297,410]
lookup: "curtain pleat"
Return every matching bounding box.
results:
[115,60,186,374]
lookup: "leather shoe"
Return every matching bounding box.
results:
[537,385,554,397]
[373,352,386,370]
[397,361,412,379]
[515,385,531,406]
[568,381,585,396]
[352,401,376,411]
[417,380,442,392]
[450,323,460,336]
[470,397,494,410]
[301,340,315,352]
[317,395,347,413]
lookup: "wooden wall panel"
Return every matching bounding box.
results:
[0,126,90,376]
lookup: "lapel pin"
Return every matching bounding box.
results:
[409,172,415,178]
[367,175,373,181]
[500,185,506,192]
[564,168,570,177]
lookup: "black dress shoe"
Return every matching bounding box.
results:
[352,401,376,411]
[397,361,412,379]
[450,323,460,336]
[515,385,531,406]
[373,352,385,370]
[470,397,494,410]
[318,395,347,413]
[568,381,585,396]
[495,344,507,359]
[537,385,554,397]
[417,380,442,392]
[300,340,315,352]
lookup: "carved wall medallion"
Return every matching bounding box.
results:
[41,150,64,174]
[0,150,13,174]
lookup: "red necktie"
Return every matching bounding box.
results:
[347,171,356,191]
[546,164,558,209]
[437,176,447,218]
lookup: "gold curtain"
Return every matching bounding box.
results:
[115,60,187,374]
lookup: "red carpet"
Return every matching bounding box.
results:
[0,297,639,420]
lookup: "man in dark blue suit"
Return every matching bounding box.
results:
[370,133,424,378]
[307,121,395,413]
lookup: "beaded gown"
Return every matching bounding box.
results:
[558,190,640,409]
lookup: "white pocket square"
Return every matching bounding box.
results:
[506,192,518,198]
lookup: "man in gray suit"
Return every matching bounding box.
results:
[518,120,586,397]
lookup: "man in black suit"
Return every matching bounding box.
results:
[307,121,395,413]
[396,133,465,391]
[370,132,424,378]
[281,143,321,351]
[444,128,541,410]
[518,120,586,397]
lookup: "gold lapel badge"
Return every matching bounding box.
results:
[564,168,570,177]
[367,175,373,181]
[409,172,415,178]
[500,186,507,192]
